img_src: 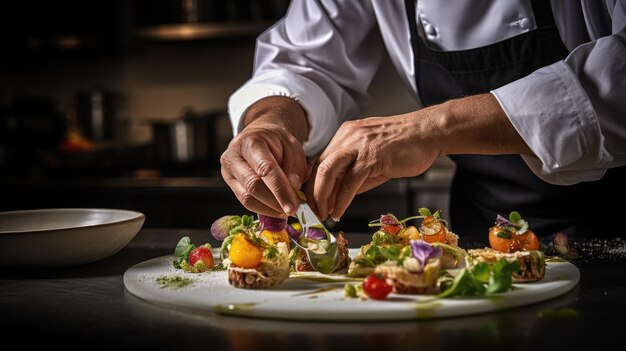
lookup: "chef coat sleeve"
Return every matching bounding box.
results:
[227,0,386,157]
[491,3,626,185]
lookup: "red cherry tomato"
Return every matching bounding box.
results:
[363,272,392,300]
[489,227,540,253]
[188,246,214,268]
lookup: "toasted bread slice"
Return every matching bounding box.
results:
[466,248,546,282]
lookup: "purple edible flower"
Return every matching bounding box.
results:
[258,214,287,232]
[286,224,301,240]
[305,227,327,240]
[495,214,514,227]
[409,240,442,267]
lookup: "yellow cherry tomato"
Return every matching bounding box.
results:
[397,225,421,242]
[260,229,290,249]
[229,233,263,268]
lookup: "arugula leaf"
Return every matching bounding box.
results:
[438,258,519,298]
[378,245,402,261]
[470,262,491,283]
[438,269,487,298]
[487,259,520,294]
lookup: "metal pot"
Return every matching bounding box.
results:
[75,87,123,145]
[149,107,227,168]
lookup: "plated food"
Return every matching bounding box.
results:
[467,211,546,283]
[169,208,549,302]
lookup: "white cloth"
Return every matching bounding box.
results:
[227,0,626,185]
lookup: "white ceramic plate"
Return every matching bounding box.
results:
[124,249,579,321]
[0,208,145,269]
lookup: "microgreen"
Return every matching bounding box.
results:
[173,236,196,269]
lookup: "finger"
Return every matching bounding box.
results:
[281,143,307,190]
[330,168,368,220]
[313,149,357,219]
[221,152,283,213]
[221,166,287,217]
[304,154,319,184]
[241,137,298,214]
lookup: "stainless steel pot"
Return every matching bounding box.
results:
[149,107,227,167]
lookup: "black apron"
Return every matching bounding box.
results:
[405,0,626,238]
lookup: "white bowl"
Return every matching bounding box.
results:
[0,208,145,269]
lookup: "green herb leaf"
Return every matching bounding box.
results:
[496,231,512,239]
[174,236,192,258]
[379,245,401,261]
[471,262,491,283]
[265,245,279,259]
[509,211,522,224]
[371,230,394,246]
[418,208,432,217]
[487,258,520,294]
[438,258,519,298]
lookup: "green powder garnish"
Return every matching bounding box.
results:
[155,275,195,290]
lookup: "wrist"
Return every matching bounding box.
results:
[433,93,532,156]
[242,96,310,143]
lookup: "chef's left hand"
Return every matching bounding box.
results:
[305,93,531,221]
[305,109,440,221]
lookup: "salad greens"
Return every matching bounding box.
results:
[438,258,520,298]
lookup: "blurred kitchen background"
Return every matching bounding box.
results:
[0,0,455,232]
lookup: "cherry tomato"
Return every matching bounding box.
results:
[397,226,421,243]
[420,217,447,243]
[363,272,392,300]
[518,230,540,250]
[382,224,402,235]
[229,233,263,268]
[188,246,214,268]
[489,227,540,253]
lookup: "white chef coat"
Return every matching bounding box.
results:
[227,0,626,185]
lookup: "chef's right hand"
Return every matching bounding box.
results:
[220,96,309,218]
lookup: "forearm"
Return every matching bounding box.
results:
[241,96,310,144]
[429,93,533,156]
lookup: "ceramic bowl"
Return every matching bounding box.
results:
[0,208,145,269]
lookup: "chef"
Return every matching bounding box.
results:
[221,0,626,237]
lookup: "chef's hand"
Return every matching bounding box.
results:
[221,96,309,218]
[307,93,532,220]
[305,110,440,221]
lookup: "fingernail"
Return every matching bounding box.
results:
[331,216,341,223]
[289,174,301,189]
[283,204,294,215]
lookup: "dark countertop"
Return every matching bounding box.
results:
[1,228,625,350]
